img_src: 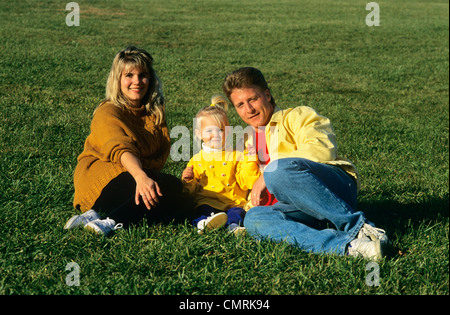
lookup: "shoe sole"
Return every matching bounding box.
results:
[205,213,228,232]
[198,212,228,234]
[84,222,104,235]
[371,239,383,261]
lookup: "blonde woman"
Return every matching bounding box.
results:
[65,46,193,235]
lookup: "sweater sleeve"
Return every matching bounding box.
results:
[85,104,140,165]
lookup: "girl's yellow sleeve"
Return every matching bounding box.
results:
[182,158,201,195]
[235,154,261,191]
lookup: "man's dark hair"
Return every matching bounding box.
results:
[222,67,276,107]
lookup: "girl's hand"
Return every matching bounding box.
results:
[182,165,194,182]
[135,173,162,210]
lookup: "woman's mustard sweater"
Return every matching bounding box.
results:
[73,101,170,212]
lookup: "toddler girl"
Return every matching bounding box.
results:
[182,95,260,233]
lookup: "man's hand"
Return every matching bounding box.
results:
[250,174,266,206]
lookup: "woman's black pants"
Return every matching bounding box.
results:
[92,170,197,228]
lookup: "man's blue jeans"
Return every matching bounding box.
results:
[244,158,366,255]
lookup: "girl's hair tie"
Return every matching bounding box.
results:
[210,94,228,112]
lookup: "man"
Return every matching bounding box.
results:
[222,67,387,260]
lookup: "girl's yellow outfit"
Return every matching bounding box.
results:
[183,147,260,211]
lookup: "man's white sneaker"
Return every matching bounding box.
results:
[347,236,383,261]
[358,223,388,246]
[85,218,123,236]
[64,209,100,230]
[197,212,228,234]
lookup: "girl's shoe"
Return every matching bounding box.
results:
[85,218,123,236]
[64,209,100,230]
[197,212,228,234]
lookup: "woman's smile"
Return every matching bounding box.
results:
[120,68,150,106]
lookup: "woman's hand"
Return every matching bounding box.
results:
[250,174,266,206]
[120,151,162,210]
[134,173,162,210]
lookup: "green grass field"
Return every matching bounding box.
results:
[0,0,448,296]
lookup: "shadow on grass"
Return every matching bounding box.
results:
[358,196,449,258]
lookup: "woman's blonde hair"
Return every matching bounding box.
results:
[194,94,229,133]
[102,46,165,125]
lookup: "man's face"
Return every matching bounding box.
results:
[229,86,274,128]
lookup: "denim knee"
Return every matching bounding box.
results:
[264,158,311,187]
[265,158,357,211]
[243,206,261,230]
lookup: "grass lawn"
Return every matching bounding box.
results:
[0,0,448,296]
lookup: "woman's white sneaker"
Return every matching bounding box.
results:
[64,209,100,230]
[85,218,123,236]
